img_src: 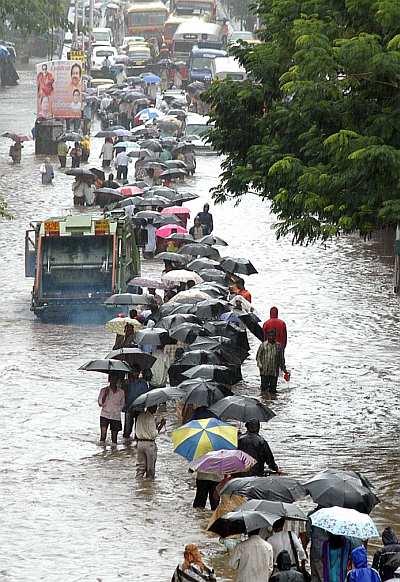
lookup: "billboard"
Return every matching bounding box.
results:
[37,60,83,119]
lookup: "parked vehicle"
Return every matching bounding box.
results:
[211,56,247,81]
[92,27,113,46]
[25,214,141,323]
[188,45,227,82]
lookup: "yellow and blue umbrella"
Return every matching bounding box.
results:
[172,417,237,461]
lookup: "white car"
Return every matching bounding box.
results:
[91,46,118,70]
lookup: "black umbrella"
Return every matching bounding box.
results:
[238,312,265,341]
[177,379,232,407]
[135,196,170,208]
[208,510,279,538]
[160,168,187,179]
[135,328,170,346]
[241,499,307,521]
[95,130,115,138]
[156,252,188,264]
[210,396,276,423]
[169,232,194,243]
[157,304,196,321]
[65,168,95,178]
[189,336,236,350]
[220,257,258,275]
[128,180,149,189]
[183,364,237,385]
[153,215,183,227]
[187,81,206,93]
[158,313,200,330]
[177,349,221,366]
[143,161,167,170]
[172,142,195,153]
[169,323,208,343]
[304,470,380,513]
[221,476,308,502]
[163,159,188,170]
[58,131,82,142]
[79,359,132,373]
[105,348,156,370]
[204,321,242,338]
[187,258,222,272]
[199,269,229,285]
[200,234,228,247]
[104,293,155,306]
[194,299,229,320]
[95,188,124,208]
[130,386,184,410]
[89,168,105,180]
[180,244,220,260]
[149,186,177,197]
[117,196,146,208]
[172,191,200,204]
[140,139,163,152]
[135,210,162,220]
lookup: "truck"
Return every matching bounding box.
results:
[25,212,141,323]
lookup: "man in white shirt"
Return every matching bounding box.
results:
[115,149,130,181]
[135,406,165,479]
[100,138,114,168]
[230,530,274,582]
[267,518,306,569]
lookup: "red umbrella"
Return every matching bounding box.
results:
[156,224,188,238]
[2,132,32,142]
[118,185,144,197]
[161,206,191,216]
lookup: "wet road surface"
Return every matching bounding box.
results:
[0,68,399,581]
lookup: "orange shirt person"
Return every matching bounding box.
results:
[234,277,252,303]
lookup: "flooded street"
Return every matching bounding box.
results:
[0,68,399,582]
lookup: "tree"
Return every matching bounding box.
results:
[204,0,400,244]
[0,0,69,36]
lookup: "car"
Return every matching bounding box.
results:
[91,46,118,71]
[228,30,255,43]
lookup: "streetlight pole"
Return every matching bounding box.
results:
[88,0,94,52]
[74,0,79,47]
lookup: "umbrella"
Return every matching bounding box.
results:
[56,132,81,142]
[135,327,169,346]
[194,299,229,320]
[156,252,188,264]
[113,128,132,138]
[183,365,237,385]
[135,108,163,123]
[172,417,238,461]
[153,215,183,227]
[162,270,203,285]
[119,185,143,196]
[95,189,124,207]
[158,314,200,330]
[220,257,258,275]
[130,386,184,410]
[238,312,265,341]
[241,499,308,521]
[200,234,228,247]
[65,168,95,178]
[221,476,308,502]
[104,293,155,306]
[105,316,142,335]
[134,196,170,208]
[156,224,188,239]
[142,73,161,84]
[190,449,256,475]
[180,244,220,260]
[129,277,166,290]
[169,290,210,304]
[199,269,229,285]
[169,323,209,344]
[310,506,379,539]
[160,169,187,180]
[89,168,105,181]
[304,470,380,513]
[187,258,222,272]
[140,139,163,152]
[162,160,188,170]
[161,206,191,217]
[208,510,279,538]
[106,348,156,370]
[158,303,196,318]
[210,396,276,423]
[187,81,206,93]
[79,359,132,373]
[177,349,221,365]
[169,232,194,243]
[171,191,200,204]
[178,379,232,407]
[135,210,162,220]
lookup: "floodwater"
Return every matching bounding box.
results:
[0,68,399,582]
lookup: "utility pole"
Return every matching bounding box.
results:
[74,0,79,47]
[81,0,86,51]
[88,0,94,51]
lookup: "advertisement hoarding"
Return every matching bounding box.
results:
[37,60,83,119]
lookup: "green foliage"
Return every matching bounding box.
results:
[204,0,400,244]
[0,0,69,35]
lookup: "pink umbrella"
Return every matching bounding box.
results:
[156,224,188,238]
[161,206,191,216]
[118,186,144,197]
[189,449,256,475]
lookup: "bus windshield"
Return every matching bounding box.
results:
[128,12,166,26]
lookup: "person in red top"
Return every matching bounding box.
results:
[263,306,287,349]
[234,278,252,303]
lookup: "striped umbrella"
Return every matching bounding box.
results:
[172,417,238,461]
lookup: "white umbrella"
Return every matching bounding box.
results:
[169,290,210,304]
[105,317,143,335]
[310,506,379,539]
[162,269,203,285]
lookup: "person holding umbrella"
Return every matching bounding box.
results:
[98,374,125,446]
[123,365,150,443]
[57,139,69,168]
[256,328,289,393]
[238,419,280,477]
[135,405,166,480]
[230,528,274,581]
[70,142,82,168]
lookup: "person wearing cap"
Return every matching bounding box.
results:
[238,418,280,476]
[256,328,288,393]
